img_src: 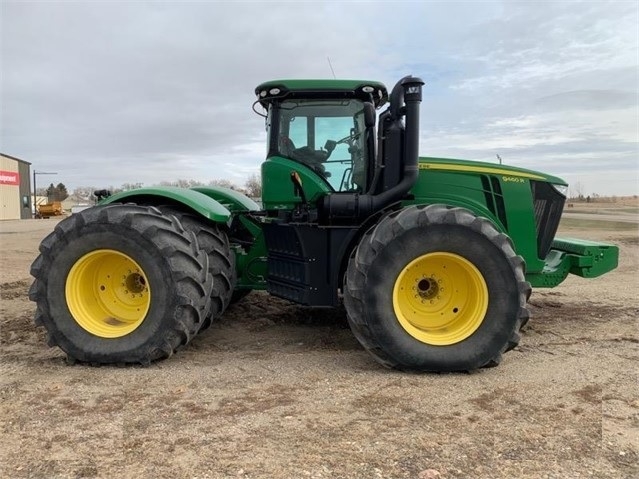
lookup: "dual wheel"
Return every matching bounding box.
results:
[29,204,234,364]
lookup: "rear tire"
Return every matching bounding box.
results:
[29,204,213,364]
[344,204,529,372]
[157,208,234,331]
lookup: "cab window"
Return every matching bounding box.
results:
[274,99,369,192]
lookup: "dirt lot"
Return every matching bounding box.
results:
[1,204,637,479]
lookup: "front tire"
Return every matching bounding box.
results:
[344,204,529,372]
[29,204,213,364]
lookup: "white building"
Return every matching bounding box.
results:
[0,153,32,220]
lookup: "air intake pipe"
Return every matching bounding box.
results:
[370,75,424,209]
[321,76,425,223]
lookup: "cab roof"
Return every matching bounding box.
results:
[255,79,388,109]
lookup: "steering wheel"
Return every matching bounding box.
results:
[335,130,363,147]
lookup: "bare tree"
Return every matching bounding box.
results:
[208,179,235,190]
[570,181,584,200]
[159,179,207,188]
[121,182,144,191]
[45,183,69,201]
[244,174,262,198]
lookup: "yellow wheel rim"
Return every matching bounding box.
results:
[392,252,488,345]
[65,249,151,338]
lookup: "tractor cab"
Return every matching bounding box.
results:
[270,97,370,192]
[255,78,424,220]
[255,80,387,195]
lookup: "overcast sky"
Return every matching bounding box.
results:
[2,1,637,196]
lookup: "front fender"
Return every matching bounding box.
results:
[100,187,231,223]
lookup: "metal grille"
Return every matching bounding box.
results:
[531,181,565,259]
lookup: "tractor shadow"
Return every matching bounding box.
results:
[192,291,360,354]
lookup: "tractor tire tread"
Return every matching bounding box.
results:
[344,204,530,372]
[155,208,234,331]
[29,204,213,365]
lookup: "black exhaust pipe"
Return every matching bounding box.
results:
[370,75,424,210]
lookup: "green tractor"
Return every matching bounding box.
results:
[29,76,618,371]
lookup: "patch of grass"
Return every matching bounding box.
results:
[559,218,638,231]
[616,207,639,214]
[568,208,639,215]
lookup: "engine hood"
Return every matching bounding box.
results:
[418,157,567,185]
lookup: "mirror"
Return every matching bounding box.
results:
[363,102,376,128]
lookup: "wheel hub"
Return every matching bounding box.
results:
[65,249,151,338]
[416,277,439,300]
[393,252,489,345]
[125,272,146,294]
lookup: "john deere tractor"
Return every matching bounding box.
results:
[29,76,618,371]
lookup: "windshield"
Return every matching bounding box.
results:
[272,99,369,192]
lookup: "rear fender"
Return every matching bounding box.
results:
[100,187,231,223]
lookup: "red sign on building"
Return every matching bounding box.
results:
[0,170,20,185]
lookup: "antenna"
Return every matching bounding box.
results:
[496,154,502,165]
[327,56,336,79]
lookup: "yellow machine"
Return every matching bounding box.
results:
[37,201,63,218]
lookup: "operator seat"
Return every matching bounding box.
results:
[280,135,330,177]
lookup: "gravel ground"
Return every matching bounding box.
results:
[0,211,637,479]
